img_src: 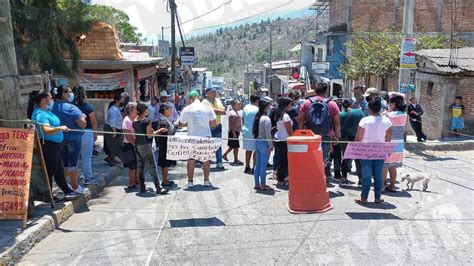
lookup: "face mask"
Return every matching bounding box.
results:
[68,92,75,103]
[355,94,363,100]
[47,100,54,111]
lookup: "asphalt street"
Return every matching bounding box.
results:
[18,116,474,265]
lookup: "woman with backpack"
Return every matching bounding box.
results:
[273,97,294,187]
[252,97,274,190]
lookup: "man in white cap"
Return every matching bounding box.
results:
[158,90,179,123]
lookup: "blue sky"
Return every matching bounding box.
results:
[92,0,316,41]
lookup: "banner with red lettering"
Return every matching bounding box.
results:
[0,127,34,220]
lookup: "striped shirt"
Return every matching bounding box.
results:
[384,111,407,167]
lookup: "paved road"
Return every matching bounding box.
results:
[19,118,474,265]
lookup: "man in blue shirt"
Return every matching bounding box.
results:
[352,85,368,116]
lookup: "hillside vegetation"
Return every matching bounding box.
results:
[186,15,327,83]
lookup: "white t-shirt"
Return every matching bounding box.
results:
[275,113,293,141]
[180,101,217,137]
[358,115,392,143]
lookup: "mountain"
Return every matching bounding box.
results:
[185,15,328,83]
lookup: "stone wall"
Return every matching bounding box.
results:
[65,23,123,60]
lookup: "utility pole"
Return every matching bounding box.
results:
[0,0,23,127]
[269,23,273,94]
[170,0,176,85]
[398,0,415,95]
[161,26,164,41]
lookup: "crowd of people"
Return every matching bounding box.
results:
[27,81,464,204]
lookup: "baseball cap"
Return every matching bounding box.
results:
[187,90,199,98]
[205,87,217,93]
[364,87,379,97]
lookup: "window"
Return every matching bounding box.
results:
[427,82,434,96]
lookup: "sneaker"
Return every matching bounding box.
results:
[186,181,194,188]
[53,196,65,204]
[216,164,225,170]
[244,167,252,174]
[64,192,80,201]
[203,180,213,187]
[74,185,85,194]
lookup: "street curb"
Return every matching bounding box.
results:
[405,140,474,152]
[0,166,123,266]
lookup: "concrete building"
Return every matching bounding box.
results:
[317,0,474,96]
[415,47,474,139]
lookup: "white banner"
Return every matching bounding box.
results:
[166,135,222,161]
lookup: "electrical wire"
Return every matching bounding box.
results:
[164,0,233,30]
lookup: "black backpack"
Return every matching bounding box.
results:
[305,97,333,136]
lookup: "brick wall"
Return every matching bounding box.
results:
[65,23,123,60]
[418,79,444,139]
[454,79,474,135]
[335,0,474,33]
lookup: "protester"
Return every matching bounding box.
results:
[273,97,294,187]
[178,92,187,112]
[339,99,364,184]
[299,82,341,166]
[449,96,465,135]
[104,94,124,165]
[287,90,301,131]
[147,96,160,131]
[180,91,217,188]
[252,97,274,190]
[122,103,139,189]
[382,94,407,192]
[242,93,260,174]
[73,85,98,185]
[352,85,368,116]
[28,90,79,202]
[407,96,427,142]
[354,98,392,204]
[158,90,179,123]
[365,88,388,113]
[202,88,226,169]
[157,102,177,187]
[223,99,243,165]
[51,85,87,193]
[133,103,169,194]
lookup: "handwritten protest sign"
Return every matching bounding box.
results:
[166,135,222,161]
[343,142,397,160]
[0,127,35,225]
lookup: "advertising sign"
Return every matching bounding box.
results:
[179,47,195,66]
[400,37,417,69]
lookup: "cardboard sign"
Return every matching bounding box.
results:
[0,128,35,224]
[166,135,222,161]
[343,142,397,160]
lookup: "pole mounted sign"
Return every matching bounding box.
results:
[179,47,195,66]
[400,37,417,69]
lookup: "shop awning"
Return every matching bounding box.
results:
[79,70,132,91]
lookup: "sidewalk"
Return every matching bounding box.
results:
[405,134,474,151]
[0,149,124,265]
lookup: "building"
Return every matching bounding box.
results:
[415,47,474,139]
[66,23,167,125]
[263,60,300,96]
[243,69,265,97]
[318,0,474,96]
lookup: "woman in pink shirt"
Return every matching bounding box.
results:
[122,103,139,189]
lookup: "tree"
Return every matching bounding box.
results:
[339,32,452,81]
[0,0,23,124]
[85,5,142,43]
[11,0,93,76]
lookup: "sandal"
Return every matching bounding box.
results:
[156,188,169,195]
[254,185,260,190]
[222,155,228,161]
[354,198,368,204]
[374,198,385,204]
[127,184,138,189]
[386,187,397,193]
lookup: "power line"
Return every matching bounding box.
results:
[164,0,233,29]
[191,0,295,31]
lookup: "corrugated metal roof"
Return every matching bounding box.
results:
[416,47,474,73]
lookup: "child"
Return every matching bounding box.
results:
[449,96,465,134]
[157,102,177,187]
[223,100,243,165]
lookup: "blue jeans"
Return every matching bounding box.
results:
[360,159,385,200]
[62,137,82,172]
[254,140,269,186]
[321,135,331,166]
[211,124,223,165]
[80,130,94,180]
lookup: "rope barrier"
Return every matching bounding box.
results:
[1,118,473,144]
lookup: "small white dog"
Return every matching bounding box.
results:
[401,172,437,191]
